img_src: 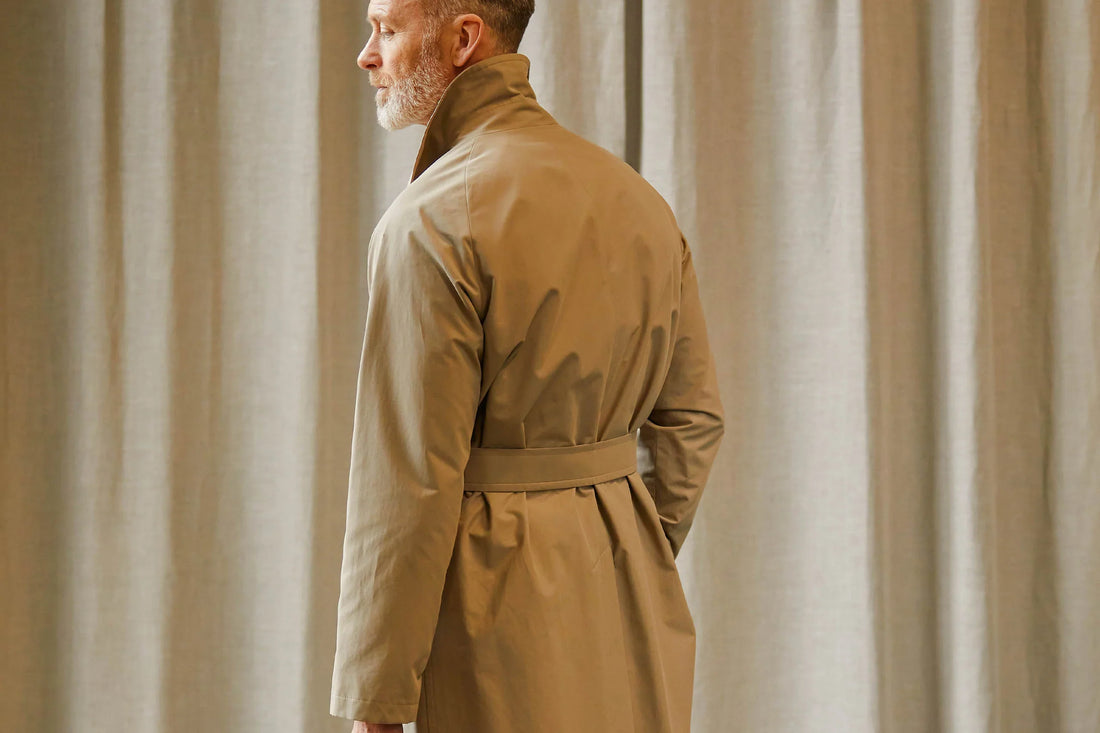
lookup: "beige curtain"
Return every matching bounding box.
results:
[2,1,1097,731]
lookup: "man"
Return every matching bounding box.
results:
[330,1,725,731]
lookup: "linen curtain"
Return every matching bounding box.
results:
[2,1,1097,732]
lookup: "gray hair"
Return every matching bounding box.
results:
[425,0,535,54]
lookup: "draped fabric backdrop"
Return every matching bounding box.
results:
[2,1,1098,732]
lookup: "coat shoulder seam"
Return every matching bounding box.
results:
[463,142,476,244]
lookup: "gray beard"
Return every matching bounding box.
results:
[376,46,453,130]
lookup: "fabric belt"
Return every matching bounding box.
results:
[463,432,638,492]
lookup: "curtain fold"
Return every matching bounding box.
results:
[2,1,1096,731]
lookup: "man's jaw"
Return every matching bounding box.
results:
[371,54,453,130]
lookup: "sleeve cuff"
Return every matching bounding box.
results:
[329,693,419,724]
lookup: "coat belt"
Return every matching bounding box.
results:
[463,432,638,492]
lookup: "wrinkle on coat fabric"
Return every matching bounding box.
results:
[329,53,725,731]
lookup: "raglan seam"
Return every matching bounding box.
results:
[463,141,476,245]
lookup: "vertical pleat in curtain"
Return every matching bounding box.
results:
[1,1,1097,732]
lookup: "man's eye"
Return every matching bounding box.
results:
[380,28,395,38]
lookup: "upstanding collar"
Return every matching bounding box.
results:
[409,53,544,183]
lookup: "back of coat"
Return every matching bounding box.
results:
[330,53,724,733]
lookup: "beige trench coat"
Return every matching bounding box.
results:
[330,53,725,732]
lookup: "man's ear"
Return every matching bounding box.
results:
[450,13,490,68]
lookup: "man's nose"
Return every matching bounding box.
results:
[357,42,380,71]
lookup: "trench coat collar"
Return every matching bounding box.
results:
[410,53,551,183]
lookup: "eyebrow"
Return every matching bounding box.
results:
[366,6,392,24]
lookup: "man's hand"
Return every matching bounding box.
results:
[352,722,403,733]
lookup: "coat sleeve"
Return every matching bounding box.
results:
[330,213,483,723]
[637,234,725,560]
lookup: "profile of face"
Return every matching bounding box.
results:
[358,0,456,130]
